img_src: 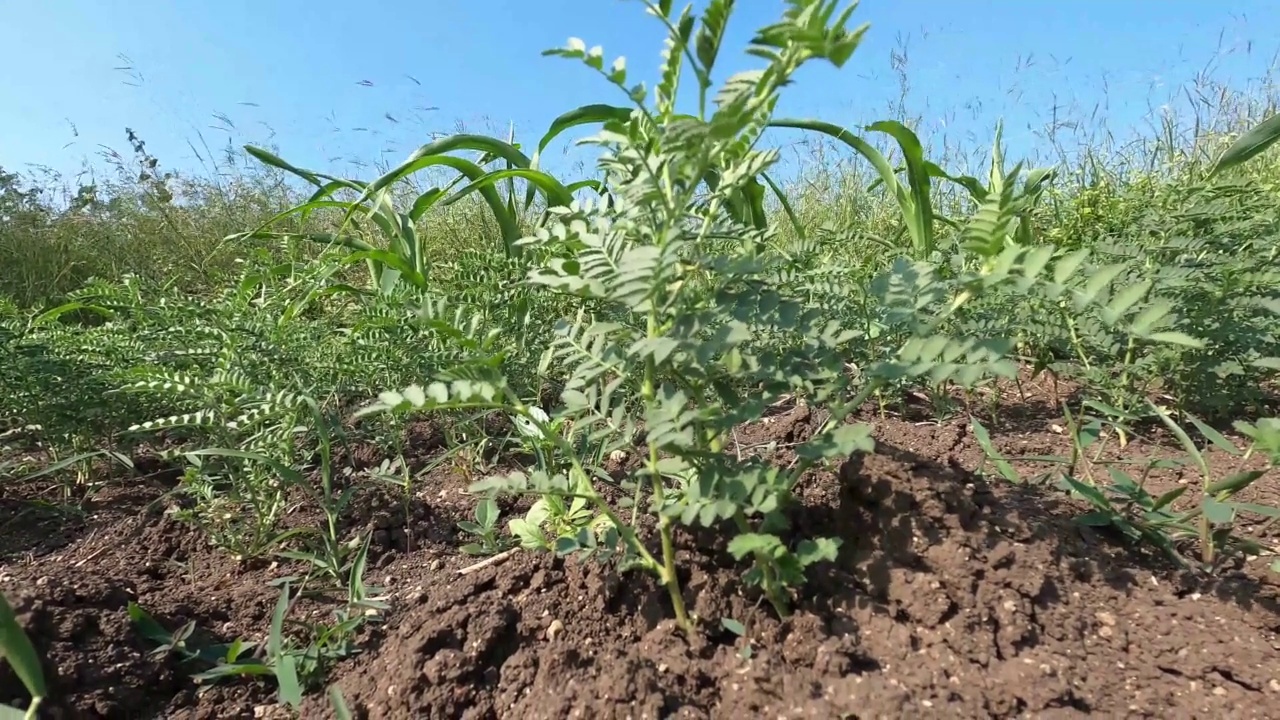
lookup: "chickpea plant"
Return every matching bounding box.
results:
[358,0,1058,632]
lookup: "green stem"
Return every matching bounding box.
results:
[1119,334,1135,391]
[642,306,691,633]
[655,484,690,631]
[1063,309,1092,372]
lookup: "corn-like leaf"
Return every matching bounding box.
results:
[243,146,334,187]
[442,168,575,210]
[1208,113,1280,177]
[329,686,354,720]
[867,119,936,258]
[770,118,934,258]
[0,593,45,713]
[357,152,523,255]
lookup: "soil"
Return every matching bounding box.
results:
[3,375,1280,719]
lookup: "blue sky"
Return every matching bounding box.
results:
[2,0,1277,186]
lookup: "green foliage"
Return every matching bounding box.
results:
[128,577,368,710]
[961,170,1280,424]
[504,407,611,551]
[358,0,883,630]
[4,0,1280,707]
[974,402,1280,573]
[0,592,45,720]
[1209,112,1280,177]
[459,497,510,555]
[353,0,1221,631]
[770,118,940,259]
[0,133,316,307]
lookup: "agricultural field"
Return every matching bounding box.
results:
[3,1,1280,718]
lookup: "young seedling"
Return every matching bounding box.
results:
[459,497,510,556]
[1150,403,1280,571]
[130,578,370,710]
[982,398,1280,573]
[504,406,611,551]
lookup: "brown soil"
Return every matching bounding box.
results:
[3,385,1280,719]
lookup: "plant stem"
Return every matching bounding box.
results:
[641,302,691,632]
[655,506,691,632]
[645,417,688,630]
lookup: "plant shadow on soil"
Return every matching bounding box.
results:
[2,389,1280,719]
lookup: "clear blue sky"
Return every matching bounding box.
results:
[2,0,1277,186]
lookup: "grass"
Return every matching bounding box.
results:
[3,0,1280,712]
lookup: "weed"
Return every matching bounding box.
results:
[974,401,1280,573]
[458,497,510,556]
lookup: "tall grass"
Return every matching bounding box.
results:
[2,47,1278,309]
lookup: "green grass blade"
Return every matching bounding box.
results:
[408,188,446,223]
[342,250,426,293]
[566,178,606,195]
[1149,402,1208,478]
[356,153,522,255]
[298,182,369,224]
[244,146,334,187]
[441,168,576,209]
[225,231,373,254]
[769,117,928,258]
[0,704,36,720]
[181,448,308,486]
[970,418,1020,483]
[267,582,290,660]
[1208,113,1280,177]
[928,161,988,200]
[275,654,303,708]
[126,602,174,646]
[760,172,804,241]
[741,176,767,231]
[0,593,46,710]
[401,134,534,171]
[230,186,378,249]
[18,450,126,482]
[329,686,354,720]
[31,301,115,325]
[866,120,936,258]
[536,104,634,163]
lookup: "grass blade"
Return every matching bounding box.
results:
[535,104,632,162]
[329,686,354,720]
[866,120,936,258]
[1208,113,1280,177]
[760,171,804,240]
[769,117,934,259]
[442,168,576,209]
[0,593,46,713]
